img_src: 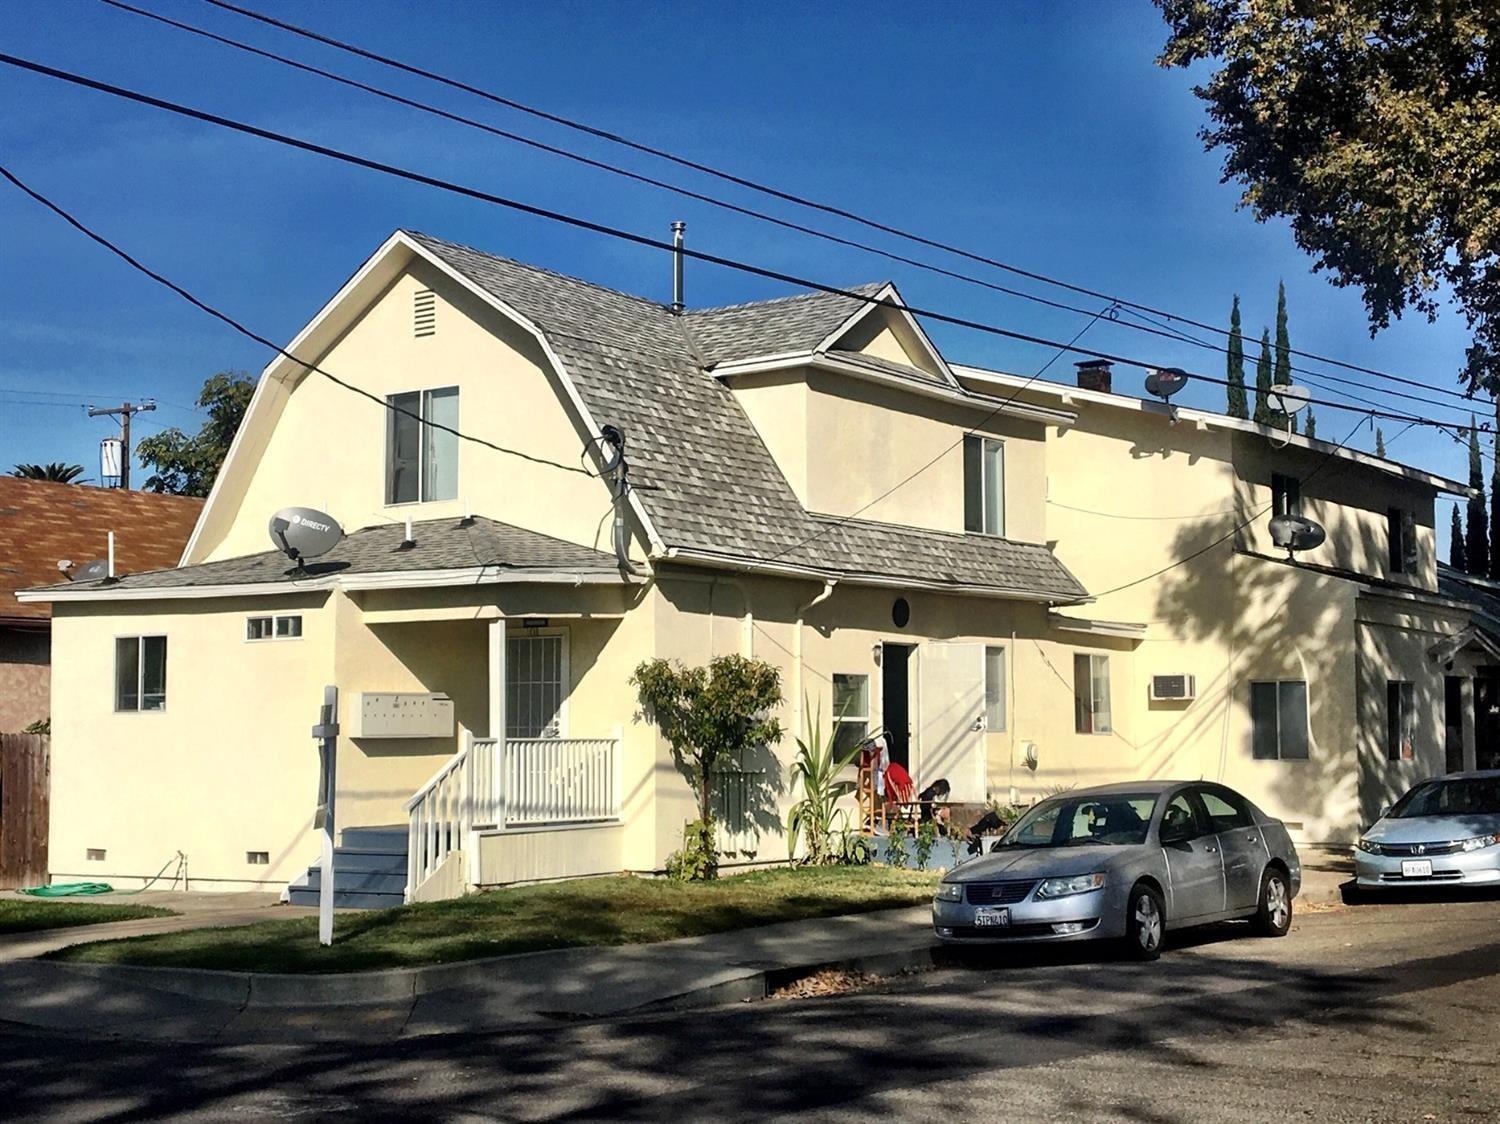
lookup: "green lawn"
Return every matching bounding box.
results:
[51,866,940,974]
[0,899,175,935]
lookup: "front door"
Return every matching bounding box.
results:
[881,644,912,770]
[1159,791,1226,922]
[917,641,986,802]
[1476,675,1500,770]
[1446,676,1466,773]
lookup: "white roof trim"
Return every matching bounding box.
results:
[15,566,629,604]
[955,364,1472,496]
[1047,611,1148,639]
[815,283,960,388]
[712,352,1075,427]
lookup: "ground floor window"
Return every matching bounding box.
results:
[832,673,870,755]
[507,633,565,739]
[984,646,1007,732]
[1250,680,1309,760]
[1074,653,1111,734]
[1386,680,1415,762]
[115,635,166,712]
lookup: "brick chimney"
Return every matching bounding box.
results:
[1074,358,1113,394]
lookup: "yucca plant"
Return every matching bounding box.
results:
[786,699,863,865]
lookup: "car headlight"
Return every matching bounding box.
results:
[1460,834,1500,852]
[1354,838,1382,855]
[1034,872,1105,899]
[934,881,964,903]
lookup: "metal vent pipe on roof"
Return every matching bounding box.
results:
[671,221,686,314]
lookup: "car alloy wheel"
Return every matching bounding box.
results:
[1252,868,1293,937]
[1126,885,1164,960]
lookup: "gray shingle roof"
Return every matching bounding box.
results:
[31,516,618,593]
[411,232,1087,603]
[683,284,888,365]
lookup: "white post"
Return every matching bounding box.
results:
[489,617,507,828]
[311,685,340,947]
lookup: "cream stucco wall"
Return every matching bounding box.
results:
[193,261,630,565]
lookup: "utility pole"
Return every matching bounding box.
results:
[86,401,155,489]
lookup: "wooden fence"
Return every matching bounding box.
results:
[0,733,49,889]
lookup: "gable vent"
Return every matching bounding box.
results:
[413,288,436,338]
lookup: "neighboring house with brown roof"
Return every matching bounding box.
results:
[0,478,201,731]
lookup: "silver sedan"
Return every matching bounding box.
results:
[932,781,1302,960]
[1354,771,1500,890]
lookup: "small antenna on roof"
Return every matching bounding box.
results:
[670,221,686,315]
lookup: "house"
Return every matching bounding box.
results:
[17,230,1477,904]
[0,477,202,731]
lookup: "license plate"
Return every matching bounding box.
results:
[974,906,1010,927]
[1401,859,1433,878]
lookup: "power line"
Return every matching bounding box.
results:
[0,163,593,481]
[106,0,1483,416]
[195,0,1487,406]
[0,50,1483,440]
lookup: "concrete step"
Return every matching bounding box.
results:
[286,886,405,910]
[300,867,408,895]
[339,825,407,850]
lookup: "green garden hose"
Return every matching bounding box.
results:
[16,851,186,897]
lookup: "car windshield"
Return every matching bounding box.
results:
[999,793,1157,848]
[1388,777,1500,818]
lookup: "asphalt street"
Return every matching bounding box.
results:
[3,893,1498,1122]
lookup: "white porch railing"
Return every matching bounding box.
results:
[405,732,621,898]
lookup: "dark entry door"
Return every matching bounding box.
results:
[1445,676,1466,773]
[882,644,912,770]
[1477,676,1500,771]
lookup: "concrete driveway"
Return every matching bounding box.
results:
[2,891,1496,1121]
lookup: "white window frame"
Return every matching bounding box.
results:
[385,385,460,506]
[245,614,303,642]
[114,634,167,713]
[1250,679,1310,761]
[832,672,871,755]
[506,627,570,740]
[984,645,1007,732]
[1074,652,1111,735]
[964,434,1006,537]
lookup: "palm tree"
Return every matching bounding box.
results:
[11,462,87,483]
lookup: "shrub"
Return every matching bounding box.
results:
[786,699,861,865]
[836,827,875,866]
[885,818,910,869]
[664,818,719,883]
[915,818,939,870]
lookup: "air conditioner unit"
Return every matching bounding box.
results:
[1149,674,1196,702]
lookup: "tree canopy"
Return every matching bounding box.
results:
[136,371,254,497]
[11,462,85,483]
[1158,2,1500,391]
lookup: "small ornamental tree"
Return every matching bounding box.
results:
[632,655,784,877]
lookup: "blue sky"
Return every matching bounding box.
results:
[0,1,1481,541]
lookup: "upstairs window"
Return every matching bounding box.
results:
[963,435,1005,536]
[1073,653,1111,735]
[386,387,459,504]
[1251,680,1309,761]
[115,636,166,712]
[1387,508,1418,574]
[1271,473,1301,518]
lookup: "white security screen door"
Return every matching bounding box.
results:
[917,641,986,802]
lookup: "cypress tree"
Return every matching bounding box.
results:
[1304,407,1317,439]
[1451,504,1466,570]
[1375,428,1386,457]
[1225,296,1248,419]
[1490,468,1500,580]
[1274,281,1292,387]
[1253,328,1273,425]
[1466,417,1488,575]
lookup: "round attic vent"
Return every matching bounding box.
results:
[892,598,911,629]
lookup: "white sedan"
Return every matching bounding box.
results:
[1354,771,1500,889]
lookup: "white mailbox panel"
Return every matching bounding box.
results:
[358,693,455,738]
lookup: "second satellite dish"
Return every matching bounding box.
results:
[1268,384,1311,416]
[269,507,343,564]
[1269,513,1326,557]
[1145,367,1190,401]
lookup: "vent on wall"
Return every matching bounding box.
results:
[1149,674,1196,702]
[246,851,269,865]
[86,848,106,861]
[413,288,436,337]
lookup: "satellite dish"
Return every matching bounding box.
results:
[596,424,625,475]
[72,559,110,583]
[1268,384,1311,415]
[1144,367,1190,401]
[1269,513,1326,555]
[268,507,343,564]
